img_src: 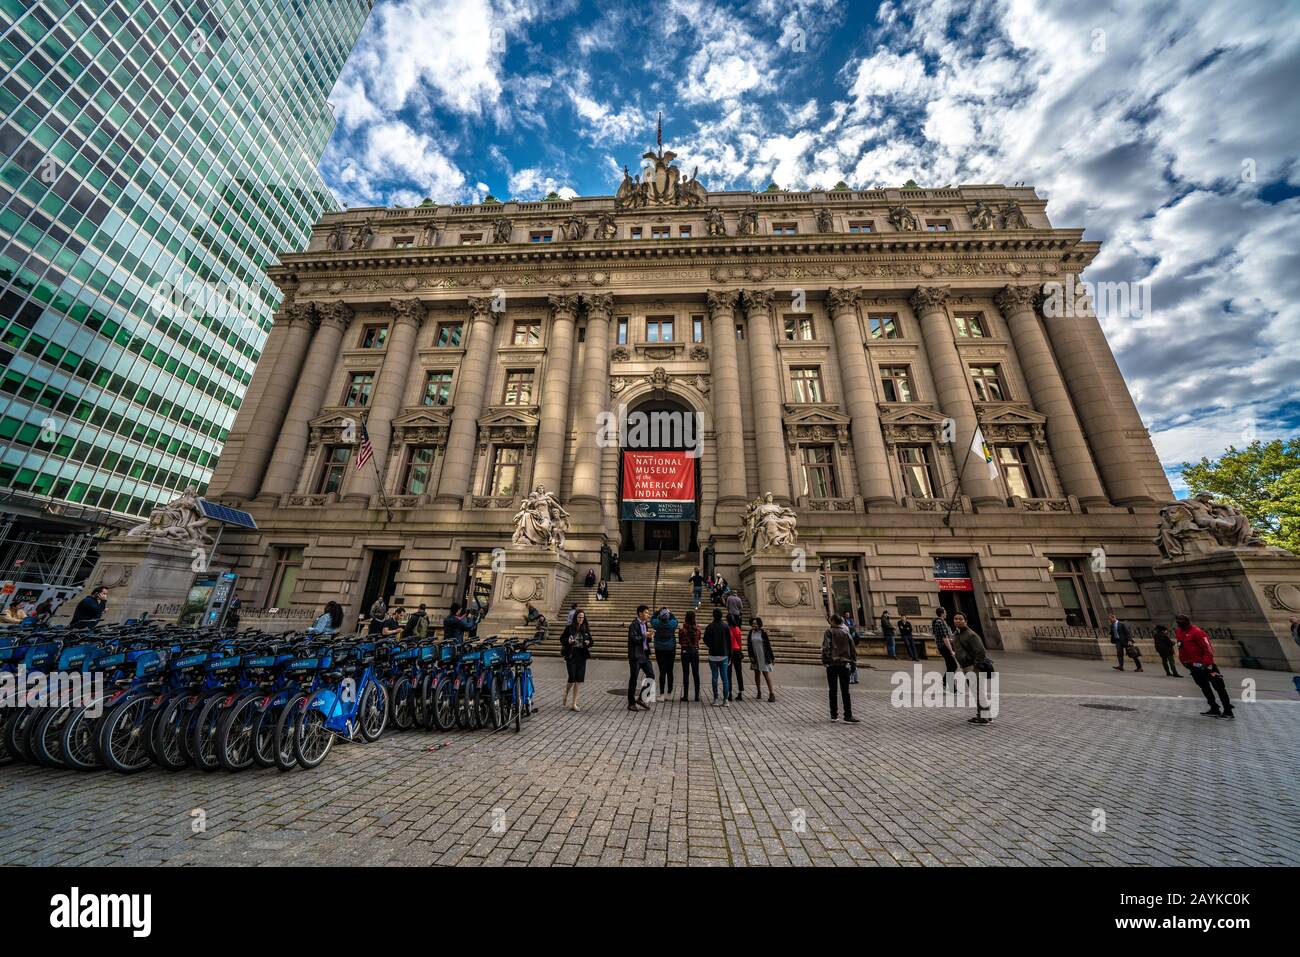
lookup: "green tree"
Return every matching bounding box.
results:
[1178,438,1300,554]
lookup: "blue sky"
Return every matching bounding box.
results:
[318,0,1300,492]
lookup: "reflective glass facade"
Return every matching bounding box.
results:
[0,0,371,518]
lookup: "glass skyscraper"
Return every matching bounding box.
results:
[0,0,372,535]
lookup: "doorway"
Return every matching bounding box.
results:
[361,549,401,613]
[618,393,701,553]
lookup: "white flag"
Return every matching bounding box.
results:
[972,427,998,479]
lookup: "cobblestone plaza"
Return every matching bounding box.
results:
[2,655,1296,867]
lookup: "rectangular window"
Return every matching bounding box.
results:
[435,322,463,347]
[783,315,815,341]
[511,321,541,345]
[800,444,839,498]
[423,370,452,406]
[692,315,704,343]
[392,235,415,248]
[848,220,874,233]
[772,223,798,235]
[996,445,1038,498]
[880,365,915,402]
[529,230,552,243]
[402,447,436,495]
[489,446,522,496]
[268,546,305,607]
[651,226,671,239]
[646,318,674,342]
[954,313,987,338]
[868,314,900,339]
[617,317,629,345]
[459,233,482,245]
[897,445,936,498]
[359,325,389,349]
[629,227,642,240]
[790,366,823,403]
[343,372,374,407]
[679,225,692,238]
[503,369,535,405]
[735,324,745,340]
[317,447,349,494]
[969,364,1006,402]
[925,219,952,231]
[1048,556,1099,628]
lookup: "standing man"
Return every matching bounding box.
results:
[951,612,993,724]
[726,589,743,629]
[627,605,655,712]
[690,568,705,608]
[1108,612,1136,671]
[443,603,469,647]
[821,615,858,723]
[610,550,623,583]
[652,606,679,699]
[1152,624,1180,677]
[69,586,108,629]
[1175,614,1234,719]
[703,608,732,706]
[880,610,897,659]
[932,606,960,692]
[897,614,918,662]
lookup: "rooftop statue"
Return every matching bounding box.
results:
[615,115,708,209]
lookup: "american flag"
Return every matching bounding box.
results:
[355,425,374,469]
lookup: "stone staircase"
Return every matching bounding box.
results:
[530,555,829,664]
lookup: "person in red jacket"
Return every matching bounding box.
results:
[1175,614,1234,719]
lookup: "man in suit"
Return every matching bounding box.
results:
[1108,612,1135,671]
[626,605,655,712]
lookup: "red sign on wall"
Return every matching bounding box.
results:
[936,577,974,592]
[621,451,696,521]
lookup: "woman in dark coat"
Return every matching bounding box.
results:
[560,609,593,711]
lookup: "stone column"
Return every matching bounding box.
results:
[571,292,612,506]
[531,293,579,496]
[995,285,1108,505]
[827,287,894,505]
[341,298,423,503]
[742,289,791,502]
[910,286,1003,506]
[221,301,315,499]
[706,290,748,506]
[1038,290,1153,505]
[434,296,498,505]
[259,301,352,499]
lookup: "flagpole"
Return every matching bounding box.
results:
[360,416,394,523]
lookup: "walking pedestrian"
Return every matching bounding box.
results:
[69,586,108,629]
[880,610,897,659]
[748,616,776,701]
[898,614,918,661]
[690,568,705,607]
[932,607,959,691]
[678,610,702,701]
[703,608,732,706]
[1175,615,1234,718]
[728,618,745,701]
[566,602,579,627]
[1153,624,1180,677]
[653,606,679,698]
[821,615,858,723]
[951,612,993,724]
[610,550,623,582]
[726,589,743,628]
[1108,612,1140,671]
[627,605,655,712]
[561,609,593,711]
[307,600,344,637]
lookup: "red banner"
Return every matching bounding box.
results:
[936,577,973,592]
[621,452,696,520]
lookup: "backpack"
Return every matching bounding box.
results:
[414,615,428,639]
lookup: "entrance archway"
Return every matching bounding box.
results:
[618,393,702,555]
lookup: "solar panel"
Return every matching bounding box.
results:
[199,498,258,529]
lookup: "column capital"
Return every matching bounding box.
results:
[826,286,862,315]
[994,284,1037,317]
[741,288,775,315]
[466,295,500,323]
[706,289,740,316]
[548,293,580,319]
[283,300,318,330]
[388,297,425,329]
[909,285,951,316]
[316,300,353,329]
[581,292,614,318]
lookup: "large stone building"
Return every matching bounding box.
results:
[206,141,1182,651]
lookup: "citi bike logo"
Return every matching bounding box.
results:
[0,668,105,716]
[50,887,152,937]
[596,404,701,458]
[889,664,1000,718]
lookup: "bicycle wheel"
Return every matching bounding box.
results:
[293,692,335,769]
[216,694,261,771]
[151,696,190,771]
[474,676,493,728]
[250,700,279,768]
[484,672,503,729]
[60,703,103,771]
[31,707,70,768]
[410,674,429,730]
[458,680,480,730]
[431,679,456,731]
[390,676,413,731]
[4,707,37,763]
[189,695,227,772]
[97,695,155,774]
[274,693,305,771]
[0,711,12,765]
[522,665,536,716]
[511,670,522,733]
[358,682,387,742]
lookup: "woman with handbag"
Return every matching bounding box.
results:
[560,609,594,711]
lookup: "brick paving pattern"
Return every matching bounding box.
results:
[1,657,1297,866]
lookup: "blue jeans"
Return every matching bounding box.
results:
[709,657,731,700]
[693,585,702,604]
[883,633,896,657]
